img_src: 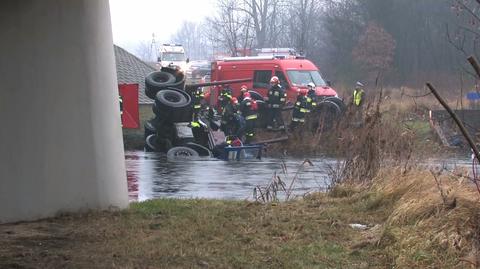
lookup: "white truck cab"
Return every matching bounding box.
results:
[157,44,189,71]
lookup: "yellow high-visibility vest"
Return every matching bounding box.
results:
[353,89,364,106]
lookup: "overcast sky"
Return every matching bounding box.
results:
[109,0,215,52]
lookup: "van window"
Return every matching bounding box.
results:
[275,71,289,89]
[253,70,272,88]
[286,70,327,87]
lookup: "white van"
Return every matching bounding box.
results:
[157,44,189,71]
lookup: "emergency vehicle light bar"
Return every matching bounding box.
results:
[223,56,276,62]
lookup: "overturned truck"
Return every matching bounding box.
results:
[143,64,345,159]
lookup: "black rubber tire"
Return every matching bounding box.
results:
[185,142,212,157]
[144,121,157,139]
[145,134,158,152]
[155,88,190,110]
[161,67,186,90]
[167,146,200,159]
[312,100,342,132]
[145,71,176,99]
[152,88,192,123]
[249,90,264,101]
[323,96,346,113]
[146,71,176,87]
[152,102,163,117]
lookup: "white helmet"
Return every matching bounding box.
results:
[307,82,315,88]
[356,81,364,88]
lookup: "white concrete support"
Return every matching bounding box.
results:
[0,0,128,223]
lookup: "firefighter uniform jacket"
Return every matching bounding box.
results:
[267,85,287,108]
[292,95,309,122]
[240,98,258,121]
[192,88,205,111]
[306,90,317,112]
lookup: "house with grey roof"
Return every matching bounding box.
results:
[114,45,155,105]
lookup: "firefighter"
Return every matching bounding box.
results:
[218,85,233,112]
[352,81,365,107]
[220,94,237,136]
[190,87,206,128]
[230,97,244,137]
[238,84,249,103]
[290,88,309,131]
[239,92,258,143]
[266,76,287,130]
[306,82,317,112]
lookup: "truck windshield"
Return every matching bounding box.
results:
[286,70,327,87]
[163,53,185,62]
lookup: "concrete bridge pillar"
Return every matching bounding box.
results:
[0,0,128,223]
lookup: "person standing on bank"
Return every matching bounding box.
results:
[351,81,366,125]
[265,76,287,130]
[352,81,365,107]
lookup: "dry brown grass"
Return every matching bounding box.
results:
[1,168,479,268]
[367,169,480,268]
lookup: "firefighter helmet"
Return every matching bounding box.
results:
[307,82,315,89]
[240,85,248,92]
[270,76,280,85]
[356,81,364,89]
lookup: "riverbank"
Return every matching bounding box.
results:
[1,169,478,268]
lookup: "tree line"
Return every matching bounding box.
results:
[165,0,480,88]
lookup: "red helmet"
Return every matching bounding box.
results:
[270,76,279,85]
[243,92,251,99]
[299,88,308,96]
[240,85,248,92]
[231,97,238,105]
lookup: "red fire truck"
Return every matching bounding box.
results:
[209,51,339,104]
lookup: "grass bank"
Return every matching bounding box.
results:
[1,169,478,268]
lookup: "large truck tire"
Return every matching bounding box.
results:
[145,71,176,99]
[155,88,191,110]
[185,142,212,157]
[311,100,342,132]
[145,134,159,152]
[145,134,173,153]
[167,146,200,159]
[161,67,186,90]
[144,121,157,139]
[153,88,192,123]
[323,96,346,113]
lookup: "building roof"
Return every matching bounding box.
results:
[114,45,155,104]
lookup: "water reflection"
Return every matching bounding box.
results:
[125,151,474,202]
[125,151,337,201]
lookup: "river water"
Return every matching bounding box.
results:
[125,151,339,202]
[125,151,473,202]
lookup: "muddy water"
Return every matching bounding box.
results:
[125,151,339,202]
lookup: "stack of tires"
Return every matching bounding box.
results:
[143,67,213,158]
[144,67,190,152]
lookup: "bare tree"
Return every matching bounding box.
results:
[171,21,213,60]
[207,0,255,56]
[134,40,155,62]
[287,0,319,54]
[239,0,289,48]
